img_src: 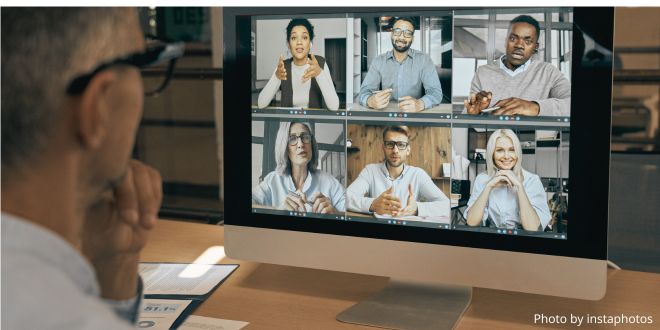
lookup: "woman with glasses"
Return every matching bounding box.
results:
[257,18,340,111]
[464,129,551,231]
[252,122,345,214]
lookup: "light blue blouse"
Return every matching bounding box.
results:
[252,170,346,212]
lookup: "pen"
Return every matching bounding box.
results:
[481,106,500,113]
[288,190,313,205]
[371,88,393,95]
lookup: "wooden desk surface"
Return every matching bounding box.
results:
[142,220,660,329]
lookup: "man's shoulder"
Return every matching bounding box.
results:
[409,48,426,57]
[363,163,383,172]
[372,52,391,63]
[530,60,562,75]
[4,266,133,329]
[475,61,500,75]
[405,165,430,177]
[358,163,386,178]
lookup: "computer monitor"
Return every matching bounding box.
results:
[224,7,613,329]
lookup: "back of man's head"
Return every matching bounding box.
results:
[1,8,136,177]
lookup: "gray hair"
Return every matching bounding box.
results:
[1,8,136,175]
[485,129,524,181]
[274,122,318,176]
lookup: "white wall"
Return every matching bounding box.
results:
[256,18,347,81]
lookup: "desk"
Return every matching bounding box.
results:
[142,220,660,329]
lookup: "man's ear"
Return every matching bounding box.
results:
[75,70,117,150]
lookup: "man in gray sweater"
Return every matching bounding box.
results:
[464,15,571,117]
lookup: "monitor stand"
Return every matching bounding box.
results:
[337,279,472,330]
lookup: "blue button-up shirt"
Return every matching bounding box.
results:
[1,212,141,329]
[358,49,443,109]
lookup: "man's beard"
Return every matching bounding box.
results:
[392,39,411,53]
[386,158,404,168]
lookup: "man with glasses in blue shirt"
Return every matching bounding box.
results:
[347,126,449,217]
[2,8,182,329]
[358,17,444,112]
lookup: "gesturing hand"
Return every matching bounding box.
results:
[397,184,418,216]
[492,97,540,116]
[464,91,492,114]
[301,53,322,83]
[276,54,287,80]
[310,192,336,214]
[398,96,424,112]
[367,88,393,110]
[369,186,401,215]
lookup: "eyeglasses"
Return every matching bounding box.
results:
[392,28,414,38]
[508,34,536,47]
[288,133,313,145]
[66,39,185,97]
[384,140,409,150]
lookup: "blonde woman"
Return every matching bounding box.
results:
[464,129,550,231]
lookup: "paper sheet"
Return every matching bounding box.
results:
[137,299,192,329]
[178,315,249,330]
[139,263,237,296]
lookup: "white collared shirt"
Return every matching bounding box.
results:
[252,169,346,212]
[464,170,551,229]
[1,212,140,329]
[499,55,532,77]
[346,162,450,217]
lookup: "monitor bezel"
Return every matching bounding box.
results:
[223,7,613,260]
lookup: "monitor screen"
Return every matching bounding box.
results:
[224,7,613,307]
[250,9,573,240]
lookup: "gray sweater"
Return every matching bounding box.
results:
[470,59,571,116]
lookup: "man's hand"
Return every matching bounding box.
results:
[464,91,492,114]
[369,186,401,215]
[276,54,287,80]
[301,53,322,83]
[279,190,308,212]
[81,160,162,299]
[397,184,418,216]
[310,192,336,214]
[367,88,393,110]
[492,97,540,116]
[398,96,424,112]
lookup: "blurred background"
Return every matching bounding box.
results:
[134,8,659,272]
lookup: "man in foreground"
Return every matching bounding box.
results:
[2,8,169,328]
